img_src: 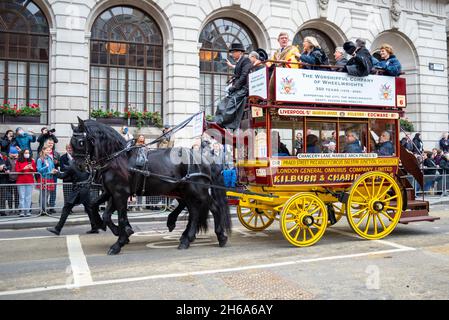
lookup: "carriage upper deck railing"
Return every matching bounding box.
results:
[249,64,406,110]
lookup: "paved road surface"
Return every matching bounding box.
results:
[0,205,448,300]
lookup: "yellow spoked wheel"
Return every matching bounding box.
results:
[346,172,403,240]
[280,193,328,247]
[237,205,275,231]
[328,202,345,226]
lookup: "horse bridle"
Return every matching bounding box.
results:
[72,129,136,173]
[71,130,100,174]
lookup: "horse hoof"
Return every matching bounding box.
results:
[218,237,228,247]
[178,242,190,250]
[167,224,175,232]
[107,245,121,255]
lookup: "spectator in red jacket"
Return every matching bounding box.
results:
[15,149,37,217]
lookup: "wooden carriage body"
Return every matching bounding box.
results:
[209,66,438,247]
[238,66,405,188]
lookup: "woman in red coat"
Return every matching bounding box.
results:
[15,149,37,217]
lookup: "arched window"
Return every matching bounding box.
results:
[199,18,257,116]
[90,6,163,116]
[0,0,49,123]
[293,29,336,65]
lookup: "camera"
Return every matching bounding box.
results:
[49,128,56,133]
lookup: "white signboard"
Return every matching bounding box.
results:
[249,67,268,99]
[192,112,204,137]
[275,68,396,107]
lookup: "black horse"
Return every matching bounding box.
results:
[71,118,231,255]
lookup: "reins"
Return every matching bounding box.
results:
[83,111,204,172]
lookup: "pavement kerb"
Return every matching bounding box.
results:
[0,210,238,230]
[1,197,444,230]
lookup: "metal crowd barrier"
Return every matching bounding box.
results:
[0,172,43,218]
[129,196,169,212]
[403,167,449,198]
[0,172,169,218]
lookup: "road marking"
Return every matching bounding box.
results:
[66,235,93,287]
[0,235,60,241]
[327,228,416,251]
[0,246,414,297]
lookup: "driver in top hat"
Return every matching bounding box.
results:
[213,43,252,129]
[226,43,252,95]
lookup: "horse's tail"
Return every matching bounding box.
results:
[196,195,210,234]
[210,164,232,234]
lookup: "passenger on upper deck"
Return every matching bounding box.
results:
[249,49,268,72]
[343,39,373,77]
[334,47,348,72]
[343,131,363,153]
[269,32,301,69]
[375,43,402,77]
[297,36,329,70]
[375,131,394,156]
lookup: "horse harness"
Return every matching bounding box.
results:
[72,116,276,198]
[133,147,212,195]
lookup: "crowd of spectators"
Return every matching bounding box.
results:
[0,127,64,216]
[401,131,449,193]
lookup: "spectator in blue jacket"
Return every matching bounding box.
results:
[37,145,58,215]
[14,127,36,157]
[298,36,329,70]
[375,43,402,76]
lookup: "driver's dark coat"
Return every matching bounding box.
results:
[231,56,252,91]
[56,163,91,205]
[346,47,373,77]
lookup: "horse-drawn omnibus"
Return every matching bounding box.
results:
[209,64,439,247]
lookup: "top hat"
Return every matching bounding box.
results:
[343,41,356,55]
[229,43,246,52]
[256,48,268,62]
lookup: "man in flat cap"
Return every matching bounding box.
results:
[214,43,252,129]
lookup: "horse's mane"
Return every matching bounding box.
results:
[83,120,129,179]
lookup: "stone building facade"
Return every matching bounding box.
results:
[0,0,448,150]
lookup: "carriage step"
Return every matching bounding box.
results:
[399,216,440,224]
[391,200,429,210]
[406,200,429,210]
[401,209,430,217]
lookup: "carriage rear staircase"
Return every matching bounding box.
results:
[396,170,439,224]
